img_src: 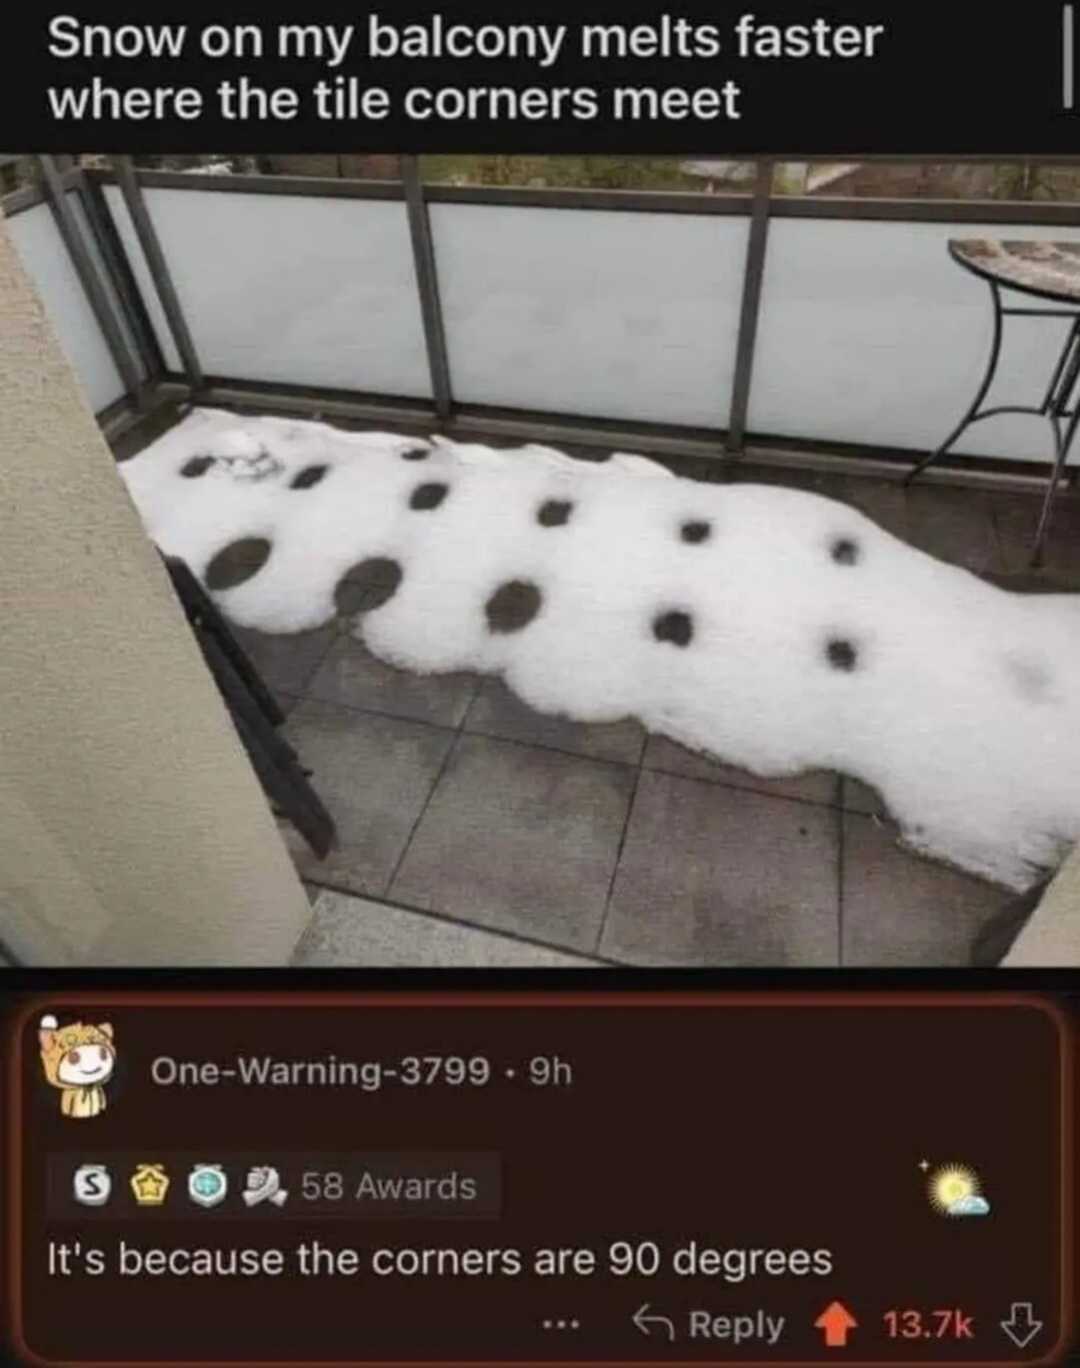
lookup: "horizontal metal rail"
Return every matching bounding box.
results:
[146,373,1068,494]
[84,168,406,202]
[1,165,81,218]
[83,167,1080,227]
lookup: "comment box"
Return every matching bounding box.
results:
[3,991,1073,1365]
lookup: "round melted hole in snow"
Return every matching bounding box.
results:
[680,520,711,544]
[830,536,860,565]
[653,610,693,647]
[334,557,403,616]
[290,464,329,490]
[485,580,542,633]
[538,499,573,528]
[204,538,272,591]
[826,637,858,672]
[410,481,449,511]
[180,455,215,478]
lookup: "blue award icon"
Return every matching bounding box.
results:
[188,1163,228,1208]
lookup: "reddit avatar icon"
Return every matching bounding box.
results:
[38,1013,116,1118]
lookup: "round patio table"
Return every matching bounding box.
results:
[905,238,1080,566]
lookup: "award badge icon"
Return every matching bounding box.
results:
[242,1166,288,1208]
[130,1164,170,1205]
[73,1163,112,1207]
[188,1163,228,1208]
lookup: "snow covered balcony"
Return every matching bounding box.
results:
[6,156,1080,968]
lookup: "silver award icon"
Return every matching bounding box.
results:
[73,1163,112,1206]
[242,1166,288,1208]
[187,1163,228,1208]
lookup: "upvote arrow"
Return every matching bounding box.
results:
[815,1301,858,1348]
[1001,1303,1043,1349]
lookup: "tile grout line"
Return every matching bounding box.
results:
[381,733,462,900]
[592,762,645,957]
[380,670,483,900]
[303,875,626,966]
[293,680,860,811]
[296,684,644,771]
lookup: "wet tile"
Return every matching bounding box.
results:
[465,679,645,766]
[293,888,603,967]
[840,776,887,817]
[284,699,454,896]
[391,734,635,953]
[643,735,839,806]
[990,489,1080,586]
[600,770,840,966]
[831,475,910,542]
[229,622,336,702]
[841,811,1015,966]
[904,483,1002,574]
[308,636,480,727]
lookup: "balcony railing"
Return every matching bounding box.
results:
[6,154,1080,484]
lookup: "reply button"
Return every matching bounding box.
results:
[688,1309,786,1347]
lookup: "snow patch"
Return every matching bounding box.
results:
[120,407,1080,893]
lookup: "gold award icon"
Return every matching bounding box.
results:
[131,1164,170,1205]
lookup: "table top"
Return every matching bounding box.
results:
[949,238,1080,304]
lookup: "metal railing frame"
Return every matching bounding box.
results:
[4,154,1080,479]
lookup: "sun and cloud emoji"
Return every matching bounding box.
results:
[926,1163,991,1218]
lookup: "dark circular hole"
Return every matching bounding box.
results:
[204,537,272,591]
[401,445,430,461]
[410,482,449,511]
[826,638,858,672]
[680,520,711,545]
[537,499,573,528]
[333,557,403,616]
[485,580,542,634]
[831,537,860,565]
[290,464,329,490]
[653,610,693,647]
[180,455,215,479]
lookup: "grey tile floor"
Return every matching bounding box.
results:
[229,458,1080,967]
[127,410,1080,967]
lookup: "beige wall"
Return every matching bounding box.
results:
[1003,854,1080,966]
[0,212,312,965]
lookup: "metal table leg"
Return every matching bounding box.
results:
[909,277,1080,564]
[1031,351,1080,566]
[905,282,1004,487]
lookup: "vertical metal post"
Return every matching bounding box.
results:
[726,159,774,457]
[75,170,166,383]
[402,155,453,421]
[112,155,205,392]
[38,155,146,406]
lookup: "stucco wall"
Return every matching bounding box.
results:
[0,211,312,965]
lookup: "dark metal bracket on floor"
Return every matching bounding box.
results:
[162,555,336,860]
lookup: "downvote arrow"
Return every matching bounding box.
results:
[1001,1303,1043,1349]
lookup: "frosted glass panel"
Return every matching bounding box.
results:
[7,201,126,413]
[431,203,748,426]
[751,218,1080,464]
[67,192,146,382]
[103,184,180,373]
[104,186,431,398]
